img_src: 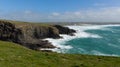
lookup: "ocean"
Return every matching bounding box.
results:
[45,24,120,57]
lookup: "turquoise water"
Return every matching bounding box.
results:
[63,25,120,56]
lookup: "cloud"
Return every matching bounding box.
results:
[52,12,60,16]
[1,7,120,22]
[46,7,120,22]
[47,7,120,22]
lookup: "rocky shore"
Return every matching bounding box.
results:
[0,21,76,51]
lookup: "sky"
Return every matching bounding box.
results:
[0,0,120,22]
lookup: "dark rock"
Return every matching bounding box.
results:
[0,21,76,51]
[69,33,75,36]
[32,25,61,39]
[22,40,56,50]
[0,21,22,43]
[53,25,76,35]
[41,50,53,52]
[48,27,61,38]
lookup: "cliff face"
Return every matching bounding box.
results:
[33,26,60,39]
[0,21,22,43]
[0,21,76,51]
[17,24,60,50]
[53,25,76,35]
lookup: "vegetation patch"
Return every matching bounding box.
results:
[0,41,120,67]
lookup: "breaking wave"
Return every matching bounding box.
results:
[44,24,120,56]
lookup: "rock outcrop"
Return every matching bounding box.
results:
[53,25,76,35]
[0,21,76,51]
[17,24,60,50]
[0,21,22,43]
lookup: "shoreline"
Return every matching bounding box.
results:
[1,20,120,57]
[42,24,120,57]
[0,20,76,52]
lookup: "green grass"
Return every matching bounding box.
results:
[0,19,120,67]
[0,41,120,67]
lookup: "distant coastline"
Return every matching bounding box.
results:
[33,22,120,26]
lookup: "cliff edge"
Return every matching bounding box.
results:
[0,21,76,51]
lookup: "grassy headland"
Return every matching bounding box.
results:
[0,41,120,67]
[0,20,120,67]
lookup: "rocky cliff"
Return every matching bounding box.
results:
[53,25,76,35]
[0,21,76,51]
[0,21,22,43]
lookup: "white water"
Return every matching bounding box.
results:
[44,24,120,53]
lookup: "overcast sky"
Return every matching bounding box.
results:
[0,0,120,22]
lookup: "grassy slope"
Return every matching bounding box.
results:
[0,41,120,67]
[0,20,120,67]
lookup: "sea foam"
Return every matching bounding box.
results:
[44,24,120,53]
